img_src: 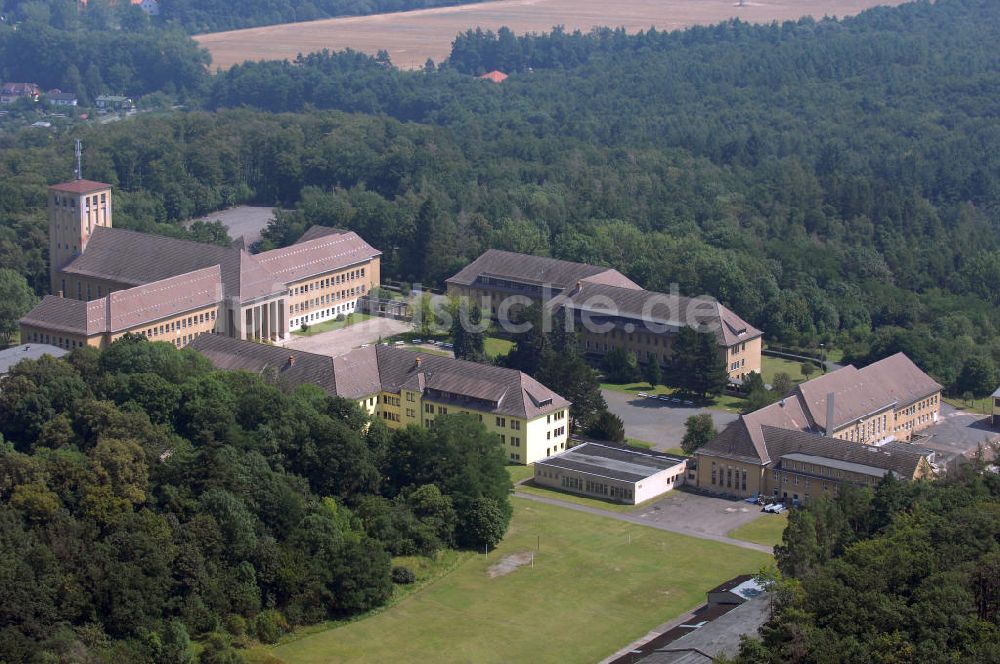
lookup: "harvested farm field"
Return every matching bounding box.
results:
[196,0,908,70]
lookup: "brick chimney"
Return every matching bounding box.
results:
[287,355,296,367]
[415,356,422,368]
[825,392,835,435]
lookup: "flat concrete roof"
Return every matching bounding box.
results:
[536,442,684,483]
[0,343,67,374]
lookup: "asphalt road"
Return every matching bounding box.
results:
[603,389,739,451]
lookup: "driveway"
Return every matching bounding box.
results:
[915,404,999,467]
[603,389,739,451]
[283,317,410,356]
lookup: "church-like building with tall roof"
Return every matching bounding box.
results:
[21,178,381,350]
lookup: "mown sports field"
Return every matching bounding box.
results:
[260,498,772,663]
[195,0,908,70]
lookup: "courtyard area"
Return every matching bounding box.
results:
[282,316,410,355]
[603,389,738,451]
[261,499,772,663]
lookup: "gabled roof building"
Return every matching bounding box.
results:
[446,250,762,382]
[21,178,381,350]
[188,335,571,464]
[694,353,941,503]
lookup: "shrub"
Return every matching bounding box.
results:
[224,614,246,637]
[253,609,289,645]
[391,566,416,584]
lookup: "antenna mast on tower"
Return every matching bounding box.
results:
[74,139,82,180]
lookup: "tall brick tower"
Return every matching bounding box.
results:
[48,179,113,296]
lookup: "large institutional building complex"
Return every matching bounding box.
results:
[21,179,381,349]
[189,335,571,464]
[446,249,762,382]
[694,353,941,503]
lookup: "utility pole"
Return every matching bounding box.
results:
[74,139,82,180]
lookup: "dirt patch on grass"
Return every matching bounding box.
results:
[488,551,533,578]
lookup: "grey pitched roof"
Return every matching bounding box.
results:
[187,334,338,393]
[794,353,942,432]
[702,353,941,464]
[50,179,109,194]
[0,344,68,374]
[558,282,762,347]
[373,346,570,419]
[20,296,107,336]
[61,226,377,304]
[187,336,569,419]
[61,227,259,299]
[21,267,224,337]
[446,249,640,291]
[761,426,928,479]
[639,594,771,664]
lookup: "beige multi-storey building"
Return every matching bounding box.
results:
[446,250,762,381]
[22,179,380,349]
[694,352,941,502]
[189,335,571,464]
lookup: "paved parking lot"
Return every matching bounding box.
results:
[632,489,766,539]
[603,389,739,451]
[915,404,999,467]
[283,317,410,356]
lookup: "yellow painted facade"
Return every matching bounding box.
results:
[694,451,932,504]
[288,259,380,329]
[49,184,112,294]
[20,304,221,351]
[361,385,568,464]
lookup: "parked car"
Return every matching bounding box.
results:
[763,503,785,514]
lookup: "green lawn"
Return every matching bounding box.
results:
[944,395,994,415]
[515,480,650,513]
[761,355,811,387]
[506,464,535,484]
[484,336,514,359]
[727,513,788,548]
[265,499,771,664]
[601,382,745,414]
[290,313,371,337]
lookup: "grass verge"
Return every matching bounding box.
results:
[291,313,371,337]
[726,512,788,548]
[265,499,771,664]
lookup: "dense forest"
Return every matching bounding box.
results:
[741,462,1000,662]
[2,0,1000,392]
[0,335,512,661]
[0,0,491,34]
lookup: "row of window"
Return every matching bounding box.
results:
[290,301,355,328]
[547,410,566,424]
[290,268,366,297]
[729,358,747,371]
[290,284,366,314]
[382,411,400,423]
[382,395,401,407]
[53,192,107,209]
[26,330,84,350]
[710,463,749,492]
[144,310,217,339]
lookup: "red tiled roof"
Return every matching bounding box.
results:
[50,179,111,194]
[479,71,508,83]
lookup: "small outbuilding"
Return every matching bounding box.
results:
[0,343,67,378]
[992,386,1000,428]
[479,70,508,83]
[706,575,764,607]
[533,442,686,504]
